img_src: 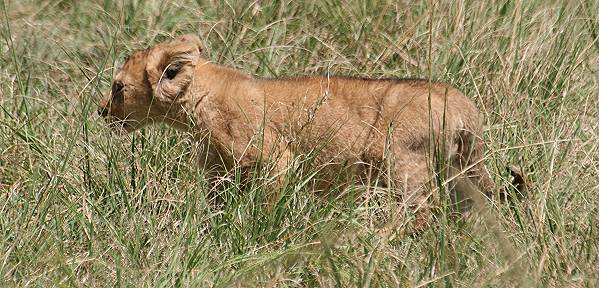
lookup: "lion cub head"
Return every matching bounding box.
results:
[98,35,203,132]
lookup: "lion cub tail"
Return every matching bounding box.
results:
[498,165,527,202]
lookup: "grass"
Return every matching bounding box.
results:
[1,0,597,286]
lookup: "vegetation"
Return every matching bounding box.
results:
[1,0,597,286]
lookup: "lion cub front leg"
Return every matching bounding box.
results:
[378,152,434,240]
[266,149,294,210]
[237,128,293,211]
[261,129,294,211]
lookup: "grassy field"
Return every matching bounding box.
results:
[1,0,597,286]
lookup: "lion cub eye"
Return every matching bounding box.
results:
[164,64,180,80]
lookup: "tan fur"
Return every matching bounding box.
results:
[98,35,519,234]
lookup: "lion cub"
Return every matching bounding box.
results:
[98,35,523,233]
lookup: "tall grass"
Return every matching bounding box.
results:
[1,0,597,286]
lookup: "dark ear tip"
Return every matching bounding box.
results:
[177,34,203,51]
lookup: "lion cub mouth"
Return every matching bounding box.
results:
[104,118,137,133]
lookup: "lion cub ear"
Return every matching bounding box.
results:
[145,36,203,100]
[176,34,203,53]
